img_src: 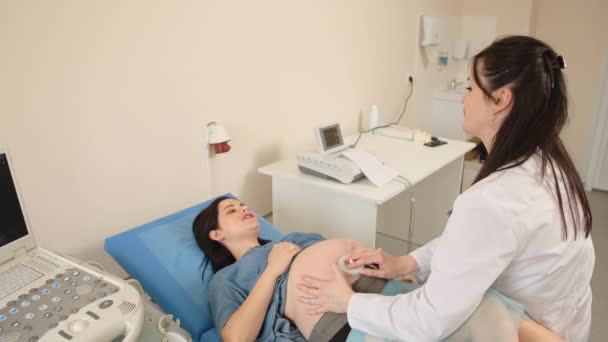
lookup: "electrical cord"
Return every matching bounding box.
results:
[393,76,416,125]
[349,76,414,148]
[82,260,106,272]
[396,175,412,188]
[125,278,145,295]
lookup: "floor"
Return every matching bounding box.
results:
[589,190,608,342]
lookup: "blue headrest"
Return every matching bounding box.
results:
[104,194,284,341]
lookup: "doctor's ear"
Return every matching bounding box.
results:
[209,229,224,242]
[492,87,514,113]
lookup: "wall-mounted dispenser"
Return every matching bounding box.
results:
[419,16,441,47]
[453,39,467,60]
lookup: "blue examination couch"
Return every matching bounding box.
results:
[104,194,284,342]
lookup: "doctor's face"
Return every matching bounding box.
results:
[461,69,495,139]
[212,199,260,243]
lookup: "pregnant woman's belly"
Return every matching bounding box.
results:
[284,239,370,339]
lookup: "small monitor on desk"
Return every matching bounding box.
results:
[315,122,347,154]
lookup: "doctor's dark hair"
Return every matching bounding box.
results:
[192,196,270,273]
[471,35,591,239]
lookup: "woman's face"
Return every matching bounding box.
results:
[461,62,513,146]
[212,198,260,243]
[461,69,495,138]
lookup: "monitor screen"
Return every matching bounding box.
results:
[321,125,343,151]
[0,153,29,248]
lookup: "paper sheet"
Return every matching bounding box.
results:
[342,149,399,187]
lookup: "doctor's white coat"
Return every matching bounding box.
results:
[347,155,595,342]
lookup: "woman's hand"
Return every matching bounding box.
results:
[297,264,354,315]
[344,248,417,279]
[222,242,300,342]
[265,242,301,278]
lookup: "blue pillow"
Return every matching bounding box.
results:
[104,194,284,342]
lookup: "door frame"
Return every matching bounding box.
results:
[583,45,608,191]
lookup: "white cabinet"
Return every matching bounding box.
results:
[259,134,474,252]
[432,91,471,141]
[376,232,412,256]
[462,160,483,192]
[376,158,462,254]
[598,152,608,190]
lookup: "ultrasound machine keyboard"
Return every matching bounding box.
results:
[0,267,119,342]
[0,265,43,300]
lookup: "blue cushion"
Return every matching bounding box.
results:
[104,194,284,342]
[200,328,222,342]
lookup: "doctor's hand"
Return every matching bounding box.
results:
[266,242,301,278]
[345,248,417,279]
[297,264,354,315]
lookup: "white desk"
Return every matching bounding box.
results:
[259,134,475,253]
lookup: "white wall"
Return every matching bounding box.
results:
[0,0,435,270]
[1,0,604,273]
[405,0,534,132]
[531,0,608,171]
[411,15,497,133]
[462,0,533,36]
[459,0,608,172]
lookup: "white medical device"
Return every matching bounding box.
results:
[0,149,144,342]
[337,256,363,276]
[157,314,192,342]
[372,125,414,141]
[297,122,364,184]
[296,152,363,184]
[314,122,348,155]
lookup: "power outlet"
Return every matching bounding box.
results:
[402,71,414,85]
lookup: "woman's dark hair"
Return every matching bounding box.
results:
[471,35,591,239]
[192,196,270,272]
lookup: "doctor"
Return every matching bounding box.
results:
[298,35,594,342]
